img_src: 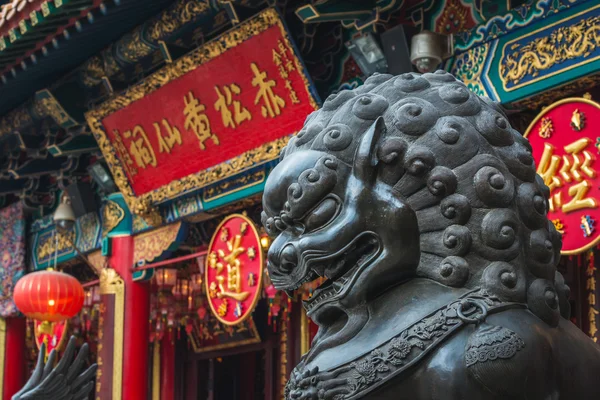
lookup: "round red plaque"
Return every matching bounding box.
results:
[525,97,600,254]
[205,214,264,325]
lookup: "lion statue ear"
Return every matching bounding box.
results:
[352,117,385,183]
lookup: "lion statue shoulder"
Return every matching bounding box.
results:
[261,71,600,399]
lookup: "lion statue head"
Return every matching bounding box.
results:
[262,71,569,361]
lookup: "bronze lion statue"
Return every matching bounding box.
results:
[262,71,600,399]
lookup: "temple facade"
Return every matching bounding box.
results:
[0,1,599,399]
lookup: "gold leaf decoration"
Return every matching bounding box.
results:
[102,201,125,237]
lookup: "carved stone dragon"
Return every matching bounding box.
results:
[261,71,600,399]
[12,336,96,400]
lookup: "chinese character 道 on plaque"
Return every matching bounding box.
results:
[205,214,263,325]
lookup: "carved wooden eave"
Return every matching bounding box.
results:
[0,0,257,135]
[0,0,100,76]
[78,0,219,88]
[0,177,34,195]
[0,0,177,116]
[0,88,81,137]
[0,123,94,211]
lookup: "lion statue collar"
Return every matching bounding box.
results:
[285,285,527,399]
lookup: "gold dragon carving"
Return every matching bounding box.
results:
[501,15,600,87]
[36,230,76,262]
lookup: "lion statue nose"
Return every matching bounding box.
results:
[280,244,298,273]
[269,244,299,276]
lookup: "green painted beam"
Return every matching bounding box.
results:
[47,134,97,156]
[296,0,376,23]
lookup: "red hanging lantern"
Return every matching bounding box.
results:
[13,270,85,323]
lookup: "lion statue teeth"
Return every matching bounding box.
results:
[262,71,600,399]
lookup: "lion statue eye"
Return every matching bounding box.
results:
[303,197,339,233]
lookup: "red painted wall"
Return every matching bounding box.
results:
[3,318,26,400]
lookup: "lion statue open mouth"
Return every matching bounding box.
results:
[262,71,600,399]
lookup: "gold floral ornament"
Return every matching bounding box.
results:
[217,299,228,317]
[552,219,565,235]
[147,0,210,41]
[132,197,163,227]
[220,227,229,242]
[247,246,256,261]
[538,117,554,139]
[571,109,586,131]
[209,281,218,298]
[34,91,72,126]
[102,200,125,237]
[100,268,125,295]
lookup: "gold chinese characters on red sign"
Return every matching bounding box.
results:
[525,97,600,254]
[205,214,263,325]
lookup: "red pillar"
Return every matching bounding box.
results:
[110,235,151,400]
[2,317,26,400]
[160,334,175,400]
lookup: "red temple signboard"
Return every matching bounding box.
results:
[86,8,319,215]
[525,97,600,255]
[205,214,263,325]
